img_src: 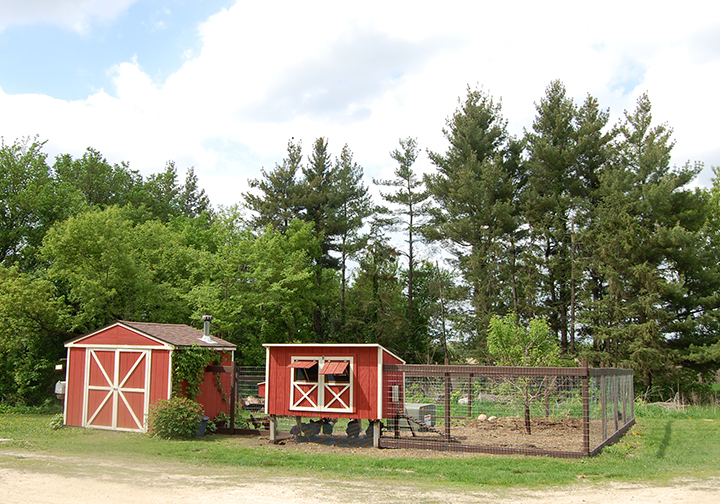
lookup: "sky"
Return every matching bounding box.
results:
[0,0,718,208]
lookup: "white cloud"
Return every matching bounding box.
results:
[1,0,719,208]
[0,0,138,34]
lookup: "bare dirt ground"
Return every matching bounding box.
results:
[393,417,587,453]
[1,447,719,504]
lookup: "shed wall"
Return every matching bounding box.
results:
[149,349,171,405]
[74,325,161,347]
[64,347,86,427]
[193,351,233,419]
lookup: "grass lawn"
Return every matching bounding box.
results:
[1,404,719,490]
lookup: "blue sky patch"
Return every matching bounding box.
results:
[0,0,233,100]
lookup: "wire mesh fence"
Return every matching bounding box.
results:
[381,363,634,457]
[233,363,634,457]
[236,366,265,400]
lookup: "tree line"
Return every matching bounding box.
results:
[1,80,719,405]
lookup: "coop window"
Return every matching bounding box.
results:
[289,356,353,413]
[320,360,350,383]
[289,360,318,382]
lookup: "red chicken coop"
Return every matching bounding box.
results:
[63,320,235,433]
[262,343,405,443]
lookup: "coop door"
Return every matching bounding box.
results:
[289,357,353,413]
[84,349,150,432]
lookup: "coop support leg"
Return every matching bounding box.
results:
[269,415,277,443]
[372,420,381,448]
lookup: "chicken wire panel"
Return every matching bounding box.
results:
[587,373,635,453]
[236,366,266,400]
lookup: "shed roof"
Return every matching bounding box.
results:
[66,320,236,350]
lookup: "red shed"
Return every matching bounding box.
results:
[63,320,236,433]
[263,343,405,422]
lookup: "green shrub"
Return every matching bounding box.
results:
[49,413,64,430]
[0,399,61,415]
[147,397,204,439]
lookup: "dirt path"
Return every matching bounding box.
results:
[1,450,718,504]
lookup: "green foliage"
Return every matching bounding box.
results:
[171,345,222,400]
[343,228,407,352]
[244,139,304,234]
[523,81,609,351]
[41,206,195,331]
[487,313,561,434]
[49,413,64,430]
[487,313,560,367]
[0,136,85,269]
[374,137,428,349]
[331,144,373,336]
[147,396,204,439]
[53,148,143,209]
[53,150,211,222]
[426,87,525,355]
[0,399,61,414]
[581,93,713,392]
[187,215,321,364]
[0,265,69,405]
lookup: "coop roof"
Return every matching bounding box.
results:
[65,320,236,350]
[263,342,405,364]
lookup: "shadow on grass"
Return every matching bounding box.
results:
[657,420,672,459]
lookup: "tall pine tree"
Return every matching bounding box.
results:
[426,88,524,355]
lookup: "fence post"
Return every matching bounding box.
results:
[230,361,237,434]
[444,358,451,440]
[601,362,607,440]
[468,373,473,419]
[613,370,619,432]
[582,359,590,456]
[620,365,626,425]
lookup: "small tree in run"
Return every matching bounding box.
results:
[487,313,560,434]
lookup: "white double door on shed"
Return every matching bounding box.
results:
[83,348,151,432]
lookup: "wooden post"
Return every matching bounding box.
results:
[613,374,619,432]
[393,381,400,438]
[229,361,237,435]
[444,358,451,440]
[467,373,473,419]
[582,359,590,456]
[621,374,628,424]
[373,420,381,448]
[601,363,607,441]
[631,372,635,419]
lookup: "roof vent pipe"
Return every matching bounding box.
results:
[201,315,214,343]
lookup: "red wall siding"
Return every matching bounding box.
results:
[149,349,171,405]
[76,326,160,347]
[187,351,233,420]
[65,347,86,427]
[266,346,380,420]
